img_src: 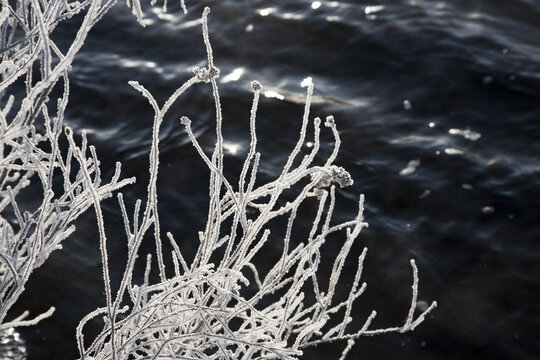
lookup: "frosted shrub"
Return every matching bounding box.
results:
[0,0,155,327]
[76,8,436,360]
[1,0,436,357]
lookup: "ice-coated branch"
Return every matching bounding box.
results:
[77,7,436,360]
[0,0,194,328]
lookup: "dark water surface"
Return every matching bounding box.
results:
[6,0,540,359]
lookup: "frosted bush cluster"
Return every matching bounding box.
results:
[0,0,436,359]
[0,0,137,328]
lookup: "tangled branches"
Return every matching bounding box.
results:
[76,8,436,360]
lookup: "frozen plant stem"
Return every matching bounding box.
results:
[77,7,436,360]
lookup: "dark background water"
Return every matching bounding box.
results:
[5,0,540,359]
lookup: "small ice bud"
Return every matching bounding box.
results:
[180,116,191,126]
[301,77,313,88]
[324,115,335,127]
[313,165,353,189]
[251,80,262,92]
[193,66,220,82]
[208,66,220,78]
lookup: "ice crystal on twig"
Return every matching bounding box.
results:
[313,166,354,189]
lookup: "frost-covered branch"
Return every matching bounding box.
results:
[0,90,135,326]
[77,8,436,360]
[0,0,193,327]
